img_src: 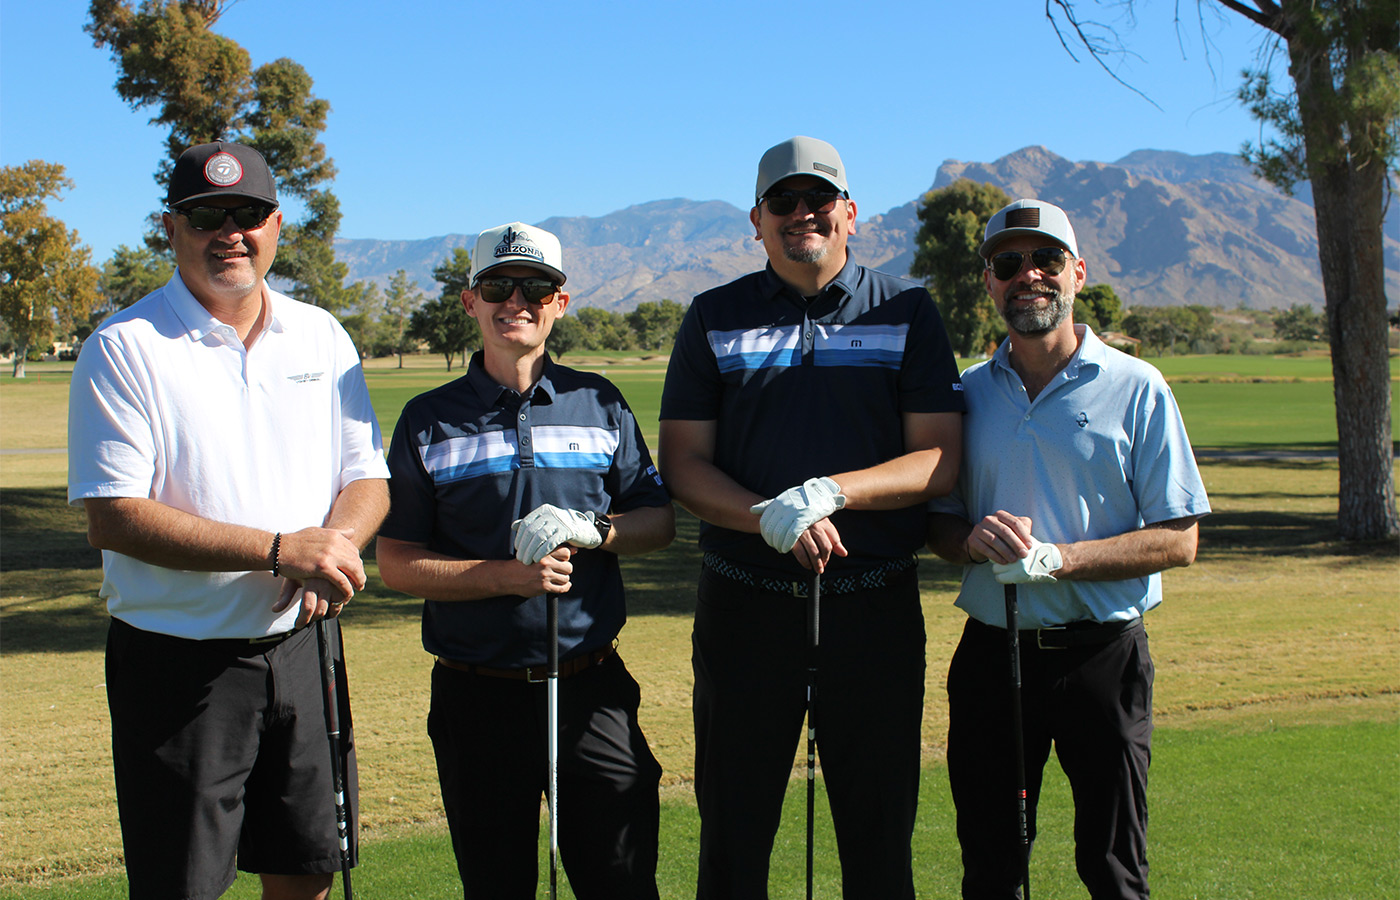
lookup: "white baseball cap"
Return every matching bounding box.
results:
[469,222,566,286]
[980,199,1079,259]
[755,136,849,202]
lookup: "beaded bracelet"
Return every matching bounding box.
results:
[271,532,282,578]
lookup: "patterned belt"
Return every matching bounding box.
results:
[703,552,917,597]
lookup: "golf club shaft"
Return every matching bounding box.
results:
[317,619,354,900]
[1003,584,1030,900]
[806,572,820,900]
[547,592,560,900]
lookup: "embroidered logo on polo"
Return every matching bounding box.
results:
[204,152,243,186]
[1076,412,1090,428]
[494,226,545,264]
[708,323,907,373]
[286,372,325,384]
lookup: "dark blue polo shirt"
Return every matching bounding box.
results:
[660,256,964,579]
[381,352,669,667]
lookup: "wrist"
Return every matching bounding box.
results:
[270,532,282,577]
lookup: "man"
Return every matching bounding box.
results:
[376,222,674,899]
[926,199,1212,899]
[68,141,390,900]
[659,136,965,898]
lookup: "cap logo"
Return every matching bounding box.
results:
[203,152,244,187]
[494,226,544,263]
[1006,208,1041,228]
[812,162,838,178]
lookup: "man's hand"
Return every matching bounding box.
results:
[273,576,346,628]
[993,538,1063,584]
[750,477,846,554]
[511,504,603,566]
[275,526,367,601]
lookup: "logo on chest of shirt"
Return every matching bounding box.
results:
[1076,411,1090,428]
[287,372,325,385]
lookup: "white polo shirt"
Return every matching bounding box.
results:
[68,271,390,639]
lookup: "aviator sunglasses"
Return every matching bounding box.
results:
[761,188,846,216]
[172,204,275,232]
[476,275,561,304]
[988,246,1074,281]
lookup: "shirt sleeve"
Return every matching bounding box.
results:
[605,398,671,513]
[379,406,439,544]
[331,321,390,486]
[67,333,158,504]
[659,299,722,421]
[1130,378,1211,525]
[898,287,966,415]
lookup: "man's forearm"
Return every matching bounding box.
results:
[1056,518,1200,581]
[600,504,675,556]
[84,497,278,572]
[325,478,390,552]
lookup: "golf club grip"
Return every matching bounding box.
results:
[1003,584,1030,900]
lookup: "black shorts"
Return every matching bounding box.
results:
[106,617,356,900]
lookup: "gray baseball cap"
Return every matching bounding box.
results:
[980,199,1079,259]
[469,222,566,286]
[755,136,849,202]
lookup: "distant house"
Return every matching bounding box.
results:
[1099,331,1142,357]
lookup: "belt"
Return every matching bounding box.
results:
[703,553,917,597]
[969,616,1143,650]
[436,643,614,682]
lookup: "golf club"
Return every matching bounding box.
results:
[805,571,821,900]
[1003,584,1031,900]
[316,618,354,900]
[547,591,560,900]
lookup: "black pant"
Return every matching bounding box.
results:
[947,618,1154,900]
[428,652,661,900]
[692,566,925,900]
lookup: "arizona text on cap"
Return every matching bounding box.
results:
[469,222,566,286]
[980,199,1079,259]
[755,136,849,202]
[166,141,279,209]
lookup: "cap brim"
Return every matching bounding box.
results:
[473,260,567,286]
[979,229,1075,259]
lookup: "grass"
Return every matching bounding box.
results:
[3,353,1398,896]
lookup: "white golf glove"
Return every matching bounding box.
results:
[749,476,847,554]
[510,504,603,565]
[993,537,1063,584]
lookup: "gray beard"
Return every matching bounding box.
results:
[1003,288,1073,335]
[784,244,827,265]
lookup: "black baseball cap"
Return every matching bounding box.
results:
[166,141,279,209]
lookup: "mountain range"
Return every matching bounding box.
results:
[333,146,1400,312]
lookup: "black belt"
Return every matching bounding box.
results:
[436,643,614,682]
[703,553,917,597]
[969,616,1143,650]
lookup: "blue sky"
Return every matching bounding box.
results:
[2,0,1282,264]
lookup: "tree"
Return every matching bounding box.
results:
[626,299,687,351]
[87,1,348,309]
[1076,283,1125,333]
[383,269,423,368]
[339,280,388,359]
[547,314,585,359]
[1122,305,1215,355]
[1273,302,1327,341]
[408,295,473,371]
[0,162,100,377]
[911,179,1012,357]
[430,247,480,367]
[99,244,173,314]
[1047,0,1397,540]
[574,307,633,351]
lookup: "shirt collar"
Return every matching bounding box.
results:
[164,269,283,341]
[757,253,859,310]
[992,322,1107,379]
[465,351,558,407]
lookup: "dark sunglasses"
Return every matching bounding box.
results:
[987,246,1074,281]
[761,189,845,217]
[173,204,275,232]
[476,275,561,304]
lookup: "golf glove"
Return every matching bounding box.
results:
[993,538,1063,584]
[750,476,846,554]
[511,504,603,565]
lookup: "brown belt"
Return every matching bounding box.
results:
[436,643,614,682]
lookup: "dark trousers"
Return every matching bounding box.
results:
[428,653,661,900]
[947,618,1154,900]
[692,566,925,900]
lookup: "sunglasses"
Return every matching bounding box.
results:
[761,189,845,217]
[987,247,1074,281]
[173,204,275,232]
[476,275,561,305]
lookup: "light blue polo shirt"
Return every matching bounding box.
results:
[930,325,1210,628]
